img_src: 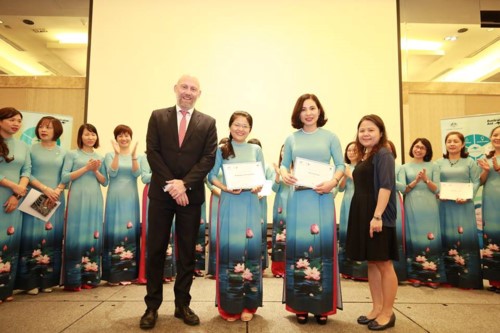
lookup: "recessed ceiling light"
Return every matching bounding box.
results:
[401,39,443,51]
[0,20,3,24]
[444,36,457,41]
[55,33,88,44]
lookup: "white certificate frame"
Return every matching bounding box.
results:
[18,189,62,222]
[258,180,273,197]
[439,182,473,200]
[293,157,335,189]
[223,161,265,190]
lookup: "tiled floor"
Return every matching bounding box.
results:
[0,270,499,333]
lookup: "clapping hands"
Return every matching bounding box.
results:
[86,158,101,172]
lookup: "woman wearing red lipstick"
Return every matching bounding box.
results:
[102,125,140,286]
[280,94,345,325]
[61,123,108,291]
[347,114,398,331]
[437,131,481,289]
[0,107,31,304]
[16,116,67,296]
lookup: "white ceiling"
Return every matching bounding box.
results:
[0,0,498,81]
[400,0,500,82]
[0,0,89,76]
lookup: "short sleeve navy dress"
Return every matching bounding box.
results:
[346,148,398,261]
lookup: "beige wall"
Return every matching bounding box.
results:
[87,0,401,166]
[0,76,86,149]
[402,82,500,161]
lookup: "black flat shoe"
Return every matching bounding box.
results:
[314,315,327,325]
[296,314,308,324]
[193,270,205,278]
[368,313,396,331]
[175,305,200,326]
[487,286,497,292]
[139,309,158,330]
[357,315,376,325]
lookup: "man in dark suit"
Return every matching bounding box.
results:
[140,75,217,329]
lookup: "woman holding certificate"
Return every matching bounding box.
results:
[346,114,398,331]
[17,116,67,295]
[61,124,108,291]
[436,131,481,289]
[208,111,264,322]
[478,126,500,292]
[0,107,30,304]
[280,94,345,325]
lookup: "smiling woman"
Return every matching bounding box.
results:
[208,111,265,322]
[0,107,31,303]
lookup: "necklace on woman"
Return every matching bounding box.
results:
[449,159,459,167]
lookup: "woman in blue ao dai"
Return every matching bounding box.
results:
[102,125,140,285]
[137,157,176,284]
[248,138,275,272]
[399,138,444,288]
[270,145,290,278]
[206,138,229,277]
[61,124,108,291]
[279,94,345,325]
[0,107,30,303]
[208,111,264,322]
[387,140,408,282]
[436,131,482,289]
[478,126,500,293]
[17,117,67,295]
[338,141,367,280]
[194,193,207,277]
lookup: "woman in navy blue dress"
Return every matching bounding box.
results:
[346,114,398,330]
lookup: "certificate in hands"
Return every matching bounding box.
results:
[293,157,335,189]
[439,182,473,200]
[223,161,266,190]
[18,189,61,222]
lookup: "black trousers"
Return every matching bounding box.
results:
[144,197,201,310]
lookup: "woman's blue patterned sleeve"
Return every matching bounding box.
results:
[208,148,223,184]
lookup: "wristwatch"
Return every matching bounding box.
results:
[373,215,382,221]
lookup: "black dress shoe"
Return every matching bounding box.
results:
[193,270,205,278]
[368,313,396,331]
[139,309,158,330]
[357,315,375,325]
[175,305,200,326]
